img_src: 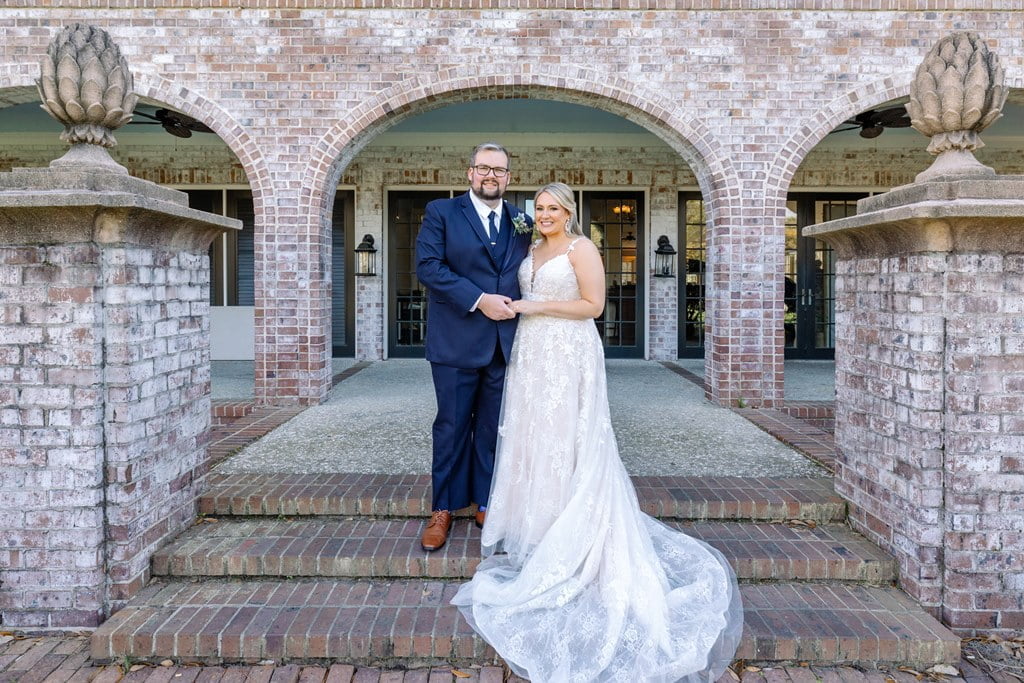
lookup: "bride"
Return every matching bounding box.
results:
[451,183,743,682]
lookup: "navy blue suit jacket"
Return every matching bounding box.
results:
[415,192,532,368]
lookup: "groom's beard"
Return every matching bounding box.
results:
[471,182,503,201]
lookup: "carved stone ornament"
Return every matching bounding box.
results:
[36,24,139,173]
[906,31,1007,182]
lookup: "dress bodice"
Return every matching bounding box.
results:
[519,239,583,302]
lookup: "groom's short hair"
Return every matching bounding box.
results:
[470,142,510,168]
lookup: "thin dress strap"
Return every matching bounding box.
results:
[565,237,583,254]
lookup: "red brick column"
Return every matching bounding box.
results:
[704,192,786,408]
[0,167,237,628]
[807,178,1024,635]
[648,272,677,361]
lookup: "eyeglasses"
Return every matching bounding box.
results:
[471,165,509,178]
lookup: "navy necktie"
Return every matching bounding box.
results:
[487,211,497,245]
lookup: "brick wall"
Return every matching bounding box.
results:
[822,180,1024,636]
[3,6,1017,406]
[942,252,1024,634]
[0,244,106,629]
[0,239,213,627]
[834,253,948,614]
[0,169,234,629]
[835,248,1024,635]
[100,245,214,610]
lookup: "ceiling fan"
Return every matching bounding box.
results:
[831,105,912,138]
[129,108,214,138]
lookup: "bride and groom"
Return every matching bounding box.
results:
[415,142,742,682]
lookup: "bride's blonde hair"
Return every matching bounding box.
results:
[534,182,583,237]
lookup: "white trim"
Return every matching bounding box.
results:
[788,186,890,194]
[381,189,390,360]
[642,188,651,360]
[221,188,229,305]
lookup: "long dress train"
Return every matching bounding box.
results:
[452,239,743,683]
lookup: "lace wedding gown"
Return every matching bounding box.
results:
[452,239,743,683]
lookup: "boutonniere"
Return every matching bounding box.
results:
[511,213,531,235]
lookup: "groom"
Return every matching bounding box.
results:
[414,142,533,551]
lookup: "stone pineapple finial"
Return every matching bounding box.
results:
[37,24,138,173]
[906,31,1007,182]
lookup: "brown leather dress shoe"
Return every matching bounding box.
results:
[421,510,452,551]
[474,508,486,529]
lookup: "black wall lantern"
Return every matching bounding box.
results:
[354,234,377,277]
[654,235,677,278]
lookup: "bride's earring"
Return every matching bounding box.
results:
[564,219,572,235]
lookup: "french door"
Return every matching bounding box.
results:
[386,189,646,359]
[678,192,863,359]
[784,195,862,358]
[387,190,448,358]
[580,192,645,358]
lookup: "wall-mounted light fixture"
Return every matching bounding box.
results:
[654,235,677,278]
[354,234,377,277]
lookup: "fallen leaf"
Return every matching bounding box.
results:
[129,664,147,672]
[926,664,959,677]
[161,659,174,667]
[786,519,818,529]
[451,669,471,679]
[745,666,762,672]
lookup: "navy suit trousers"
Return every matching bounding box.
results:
[429,341,506,512]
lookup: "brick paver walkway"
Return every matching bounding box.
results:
[0,634,1003,683]
[733,409,836,473]
[660,361,838,471]
[3,362,998,681]
[198,472,846,522]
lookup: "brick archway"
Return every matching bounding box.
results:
[0,63,269,204]
[300,63,737,227]
[753,70,1024,407]
[255,64,741,405]
[770,73,915,200]
[770,71,1024,202]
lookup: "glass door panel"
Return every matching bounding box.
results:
[678,194,707,356]
[581,192,644,358]
[331,191,355,357]
[788,194,863,358]
[388,190,449,358]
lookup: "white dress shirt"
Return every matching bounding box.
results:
[468,194,504,312]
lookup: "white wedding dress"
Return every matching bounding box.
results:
[452,239,743,683]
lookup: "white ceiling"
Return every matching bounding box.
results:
[0,93,1019,152]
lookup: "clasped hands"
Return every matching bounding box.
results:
[478,293,539,320]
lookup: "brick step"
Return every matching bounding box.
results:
[92,579,960,668]
[154,519,895,584]
[200,473,846,523]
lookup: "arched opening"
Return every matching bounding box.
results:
[340,98,691,360]
[299,80,732,378]
[0,87,264,401]
[785,88,1024,364]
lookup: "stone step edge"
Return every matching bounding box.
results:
[152,520,896,584]
[198,474,846,522]
[91,580,960,669]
